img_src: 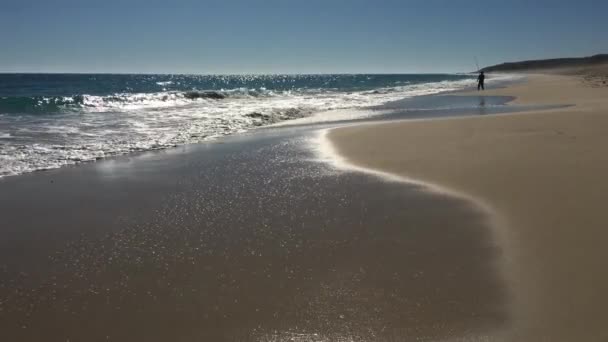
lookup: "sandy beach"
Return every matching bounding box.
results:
[3,0,606,340]
[0,128,508,341]
[2,67,606,341]
[327,66,608,340]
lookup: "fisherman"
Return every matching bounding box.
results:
[477,71,486,91]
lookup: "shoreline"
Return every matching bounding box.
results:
[0,126,508,341]
[0,73,522,181]
[326,70,608,340]
[0,72,581,341]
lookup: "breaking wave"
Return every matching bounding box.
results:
[0,89,276,114]
[0,73,520,178]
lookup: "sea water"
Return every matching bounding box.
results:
[0,73,504,177]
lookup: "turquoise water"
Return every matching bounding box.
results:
[0,74,476,113]
[0,73,486,177]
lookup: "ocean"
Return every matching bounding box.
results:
[0,73,485,177]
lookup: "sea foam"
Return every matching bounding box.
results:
[0,73,518,177]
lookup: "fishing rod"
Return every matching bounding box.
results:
[474,56,481,73]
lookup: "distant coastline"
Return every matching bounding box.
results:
[481,53,608,73]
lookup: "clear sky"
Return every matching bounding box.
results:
[1,0,607,74]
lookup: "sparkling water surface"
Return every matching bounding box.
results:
[1,73,509,177]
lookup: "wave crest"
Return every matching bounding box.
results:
[0,87,299,115]
[0,74,496,178]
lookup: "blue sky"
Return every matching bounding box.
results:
[1,0,606,73]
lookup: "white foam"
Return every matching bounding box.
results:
[312,127,499,218]
[0,76,484,178]
[486,72,526,84]
[310,126,516,340]
[156,81,174,86]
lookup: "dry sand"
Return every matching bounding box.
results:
[327,68,608,341]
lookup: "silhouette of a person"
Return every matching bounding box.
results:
[477,71,485,91]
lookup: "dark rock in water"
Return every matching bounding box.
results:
[203,91,226,99]
[246,112,263,118]
[246,112,270,120]
[184,91,226,100]
[183,92,199,99]
[281,108,304,118]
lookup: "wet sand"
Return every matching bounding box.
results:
[328,68,608,341]
[0,127,507,341]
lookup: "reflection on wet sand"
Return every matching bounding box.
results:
[0,133,507,341]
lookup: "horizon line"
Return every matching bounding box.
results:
[0,70,473,76]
